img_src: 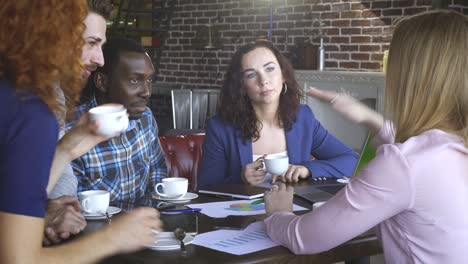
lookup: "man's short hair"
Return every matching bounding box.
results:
[80,38,147,102]
[97,37,147,76]
[88,0,114,20]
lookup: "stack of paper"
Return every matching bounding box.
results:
[192,221,279,255]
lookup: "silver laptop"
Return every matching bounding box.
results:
[294,133,374,203]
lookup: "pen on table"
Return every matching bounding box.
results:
[161,208,202,214]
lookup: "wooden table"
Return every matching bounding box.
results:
[85,182,382,264]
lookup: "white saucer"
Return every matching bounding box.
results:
[147,232,194,250]
[83,206,122,220]
[152,192,198,204]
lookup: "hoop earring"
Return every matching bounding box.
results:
[282,83,288,95]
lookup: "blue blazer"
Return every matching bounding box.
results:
[198,105,358,188]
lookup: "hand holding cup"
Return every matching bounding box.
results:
[241,155,267,185]
[88,104,129,137]
[264,155,289,175]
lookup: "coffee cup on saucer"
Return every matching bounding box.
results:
[79,190,110,214]
[89,104,129,137]
[155,178,188,198]
[264,155,289,175]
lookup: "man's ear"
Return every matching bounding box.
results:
[93,72,108,93]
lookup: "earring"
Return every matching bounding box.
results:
[282,83,288,95]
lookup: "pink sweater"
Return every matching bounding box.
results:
[265,122,468,263]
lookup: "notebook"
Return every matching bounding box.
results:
[295,133,376,203]
[198,184,267,199]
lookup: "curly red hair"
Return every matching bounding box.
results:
[0,0,87,115]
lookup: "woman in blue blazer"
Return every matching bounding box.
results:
[198,40,357,188]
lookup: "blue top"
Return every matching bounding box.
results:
[67,96,167,202]
[198,105,358,188]
[0,79,59,217]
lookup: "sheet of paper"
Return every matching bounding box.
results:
[192,221,280,255]
[188,199,307,218]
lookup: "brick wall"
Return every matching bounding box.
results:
[156,0,467,88]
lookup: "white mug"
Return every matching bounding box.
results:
[264,155,289,175]
[79,190,110,214]
[154,177,188,198]
[89,104,129,137]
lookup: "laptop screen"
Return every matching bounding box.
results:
[352,132,376,177]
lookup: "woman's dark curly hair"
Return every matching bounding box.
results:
[218,39,303,142]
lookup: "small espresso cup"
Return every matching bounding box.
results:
[155,177,188,198]
[264,155,289,175]
[89,104,129,137]
[79,190,110,214]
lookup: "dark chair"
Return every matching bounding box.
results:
[158,133,205,192]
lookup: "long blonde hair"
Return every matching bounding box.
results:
[385,10,468,145]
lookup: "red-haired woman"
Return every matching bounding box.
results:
[0,1,161,263]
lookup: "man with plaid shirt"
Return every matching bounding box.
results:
[66,38,167,201]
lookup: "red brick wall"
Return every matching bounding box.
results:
[156,0,467,87]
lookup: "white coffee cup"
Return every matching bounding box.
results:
[154,177,188,198]
[89,104,129,137]
[264,155,289,175]
[79,190,110,214]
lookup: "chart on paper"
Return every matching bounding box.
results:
[189,199,307,218]
[192,221,280,255]
[214,229,268,248]
[225,201,265,212]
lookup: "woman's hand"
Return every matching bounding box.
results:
[306,87,383,134]
[43,196,86,246]
[264,184,294,217]
[241,155,267,185]
[105,207,162,253]
[57,113,110,161]
[272,165,310,183]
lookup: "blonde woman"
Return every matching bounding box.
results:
[264,10,468,263]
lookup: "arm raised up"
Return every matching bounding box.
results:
[306,87,384,135]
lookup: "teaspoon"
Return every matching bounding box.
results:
[174,228,186,252]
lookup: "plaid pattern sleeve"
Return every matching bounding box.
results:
[144,113,167,196]
[67,99,167,201]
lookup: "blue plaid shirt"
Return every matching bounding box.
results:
[66,97,167,201]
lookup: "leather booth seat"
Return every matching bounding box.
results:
[158,133,205,192]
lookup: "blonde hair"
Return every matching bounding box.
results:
[385,10,468,145]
